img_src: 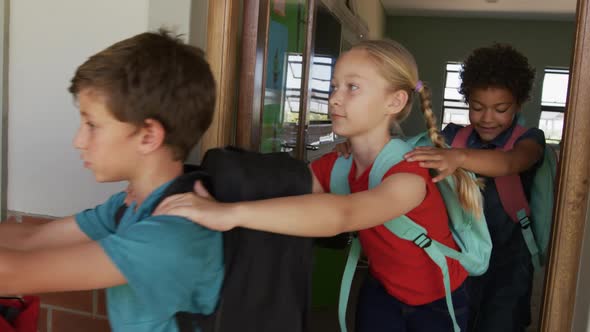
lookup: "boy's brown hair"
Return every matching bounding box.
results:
[69,29,216,160]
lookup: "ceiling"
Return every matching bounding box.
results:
[380,0,577,20]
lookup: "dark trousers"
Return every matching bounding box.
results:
[355,275,469,332]
[467,254,533,332]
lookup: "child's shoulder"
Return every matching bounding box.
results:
[310,151,339,174]
[441,123,466,143]
[384,160,431,181]
[98,191,127,210]
[516,126,546,148]
[310,151,340,192]
[312,151,339,166]
[138,214,222,240]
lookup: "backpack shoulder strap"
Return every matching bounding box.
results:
[113,169,211,226]
[330,156,353,195]
[451,125,473,148]
[494,125,541,268]
[493,124,532,223]
[370,139,413,180]
[337,139,422,332]
[500,124,528,151]
[367,138,462,332]
[369,139,431,244]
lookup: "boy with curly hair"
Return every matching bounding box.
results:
[0,30,223,331]
[405,43,545,331]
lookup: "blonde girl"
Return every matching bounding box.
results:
[156,39,482,332]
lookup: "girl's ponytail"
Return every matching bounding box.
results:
[417,83,483,218]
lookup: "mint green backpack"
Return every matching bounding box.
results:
[332,135,492,332]
[529,144,558,264]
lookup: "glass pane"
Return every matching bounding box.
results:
[305,4,342,162]
[442,108,470,129]
[308,57,332,119]
[260,0,308,153]
[445,71,462,90]
[539,110,564,144]
[446,63,462,72]
[444,87,463,101]
[541,70,569,108]
[441,62,469,130]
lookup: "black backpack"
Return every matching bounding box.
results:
[116,147,314,332]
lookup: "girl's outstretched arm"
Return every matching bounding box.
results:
[153,172,426,237]
[404,137,544,181]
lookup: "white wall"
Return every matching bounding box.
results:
[356,0,386,39]
[7,0,205,217]
[148,0,191,40]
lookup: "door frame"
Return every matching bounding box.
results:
[0,0,9,221]
[540,0,590,330]
[230,0,590,330]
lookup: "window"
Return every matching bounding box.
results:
[283,54,334,123]
[441,63,469,129]
[539,68,569,144]
[283,54,303,123]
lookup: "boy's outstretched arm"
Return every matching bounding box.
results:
[0,241,125,295]
[0,217,92,251]
[404,138,544,181]
[154,172,426,236]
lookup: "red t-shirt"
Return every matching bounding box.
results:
[311,152,468,305]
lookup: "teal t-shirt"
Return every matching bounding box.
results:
[76,181,224,332]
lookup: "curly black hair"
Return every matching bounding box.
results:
[459,43,535,105]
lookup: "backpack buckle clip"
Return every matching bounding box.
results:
[519,215,531,230]
[413,233,432,248]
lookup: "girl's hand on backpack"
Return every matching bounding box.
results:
[153,181,237,231]
[334,140,352,158]
[404,147,466,183]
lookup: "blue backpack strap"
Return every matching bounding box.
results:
[329,156,355,332]
[338,236,361,332]
[518,210,541,270]
[330,156,353,196]
[336,140,412,332]
[369,139,462,332]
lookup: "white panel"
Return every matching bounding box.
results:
[148,0,192,41]
[8,0,150,217]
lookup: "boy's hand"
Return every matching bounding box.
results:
[153,181,237,232]
[404,147,466,183]
[334,140,352,158]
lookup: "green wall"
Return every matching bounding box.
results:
[385,16,575,136]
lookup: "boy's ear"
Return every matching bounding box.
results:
[137,118,166,154]
[385,90,409,115]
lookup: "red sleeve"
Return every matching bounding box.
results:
[382,160,433,184]
[382,160,443,219]
[310,152,339,193]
